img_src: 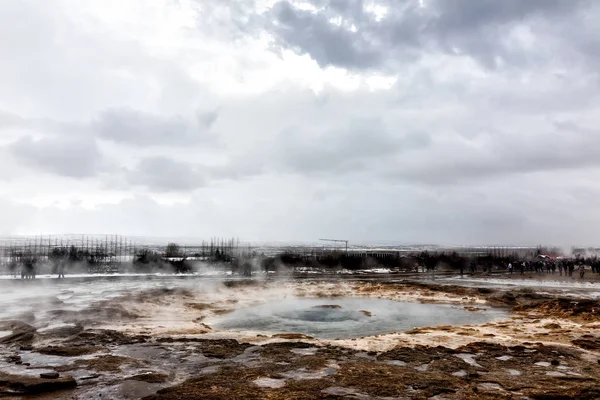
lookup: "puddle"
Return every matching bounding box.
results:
[253,377,286,388]
[478,383,505,392]
[281,367,337,380]
[322,387,372,398]
[455,353,483,368]
[0,364,56,376]
[37,322,78,333]
[290,348,318,356]
[386,360,407,366]
[535,361,551,367]
[415,364,429,371]
[0,330,12,338]
[20,352,98,367]
[209,298,507,339]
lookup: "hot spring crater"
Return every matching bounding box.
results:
[209,298,507,339]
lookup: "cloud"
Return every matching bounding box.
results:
[0,110,22,129]
[93,108,218,147]
[263,0,594,71]
[9,135,104,178]
[385,120,600,185]
[1,0,600,246]
[275,118,431,174]
[126,156,206,192]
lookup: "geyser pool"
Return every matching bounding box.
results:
[209,298,507,339]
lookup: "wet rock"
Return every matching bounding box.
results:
[0,372,76,394]
[212,308,234,315]
[378,345,454,364]
[55,355,145,373]
[38,346,105,357]
[543,322,562,330]
[131,287,195,302]
[185,302,212,310]
[487,291,517,306]
[64,329,148,346]
[127,373,170,383]
[39,323,84,338]
[0,322,36,345]
[464,306,486,312]
[47,304,139,323]
[85,304,141,320]
[80,374,101,380]
[272,333,315,340]
[573,337,600,351]
[40,372,59,379]
[197,339,253,359]
[404,327,430,334]
[311,305,341,309]
[10,311,36,324]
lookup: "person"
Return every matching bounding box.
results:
[569,263,575,277]
[520,262,525,275]
[579,264,585,279]
[58,263,65,279]
[508,262,513,275]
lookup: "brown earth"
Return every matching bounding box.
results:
[514,298,600,322]
[4,279,600,399]
[142,340,600,400]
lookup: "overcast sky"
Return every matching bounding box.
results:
[1,0,599,246]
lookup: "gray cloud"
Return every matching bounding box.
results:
[263,0,593,70]
[277,118,431,174]
[126,156,206,192]
[9,135,104,178]
[387,121,600,185]
[2,0,600,246]
[269,1,383,69]
[93,108,218,147]
[0,110,22,128]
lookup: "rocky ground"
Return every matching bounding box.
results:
[0,278,599,399]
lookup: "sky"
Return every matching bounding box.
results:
[0,0,599,246]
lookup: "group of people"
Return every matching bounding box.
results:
[506,258,599,278]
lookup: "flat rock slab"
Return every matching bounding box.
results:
[40,372,60,379]
[0,372,76,394]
